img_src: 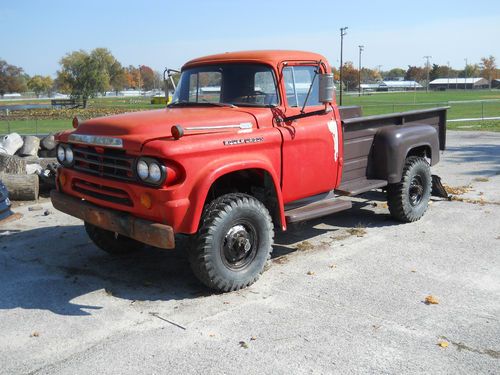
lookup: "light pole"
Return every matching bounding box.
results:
[138,65,142,95]
[464,58,468,91]
[423,56,431,92]
[358,45,364,97]
[447,61,450,90]
[339,26,348,105]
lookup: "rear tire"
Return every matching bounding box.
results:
[387,156,432,222]
[188,193,274,292]
[84,222,144,255]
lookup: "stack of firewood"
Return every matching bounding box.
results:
[0,133,58,200]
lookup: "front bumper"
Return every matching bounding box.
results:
[50,190,175,249]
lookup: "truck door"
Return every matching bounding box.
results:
[277,64,339,203]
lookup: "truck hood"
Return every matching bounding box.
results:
[70,107,257,152]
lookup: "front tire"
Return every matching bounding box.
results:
[387,156,432,222]
[84,222,144,255]
[188,193,274,292]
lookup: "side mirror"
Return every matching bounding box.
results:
[318,74,334,103]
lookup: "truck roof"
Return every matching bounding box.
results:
[183,50,328,69]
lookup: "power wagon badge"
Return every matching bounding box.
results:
[223,137,264,146]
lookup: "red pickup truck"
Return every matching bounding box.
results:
[51,50,447,292]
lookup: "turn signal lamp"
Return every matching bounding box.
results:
[140,193,152,209]
[59,172,67,187]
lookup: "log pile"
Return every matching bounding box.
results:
[0,133,58,201]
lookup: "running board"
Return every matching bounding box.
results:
[285,198,352,223]
[335,178,387,196]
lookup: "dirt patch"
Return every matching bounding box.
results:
[450,196,500,206]
[273,256,289,265]
[473,177,490,182]
[443,184,472,195]
[295,241,314,251]
[346,225,367,237]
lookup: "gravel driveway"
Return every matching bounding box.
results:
[0,131,499,374]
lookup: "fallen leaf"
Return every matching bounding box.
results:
[411,269,417,273]
[223,301,230,305]
[306,271,315,276]
[209,333,215,337]
[425,295,439,305]
[438,341,449,348]
[329,264,337,269]
[30,331,39,337]
[239,341,249,349]
[250,336,257,341]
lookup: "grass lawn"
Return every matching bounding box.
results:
[0,118,71,134]
[1,90,499,133]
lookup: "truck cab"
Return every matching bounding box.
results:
[52,50,447,292]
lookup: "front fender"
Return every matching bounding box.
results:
[182,158,286,234]
[371,124,439,183]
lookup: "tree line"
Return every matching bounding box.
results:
[1,49,498,100]
[0,48,164,100]
[333,56,497,90]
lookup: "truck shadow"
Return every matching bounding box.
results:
[0,197,398,316]
[274,192,398,255]
[0,225,205,316]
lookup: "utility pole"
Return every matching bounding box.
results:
[339,26,348,105]
[464,58,468,91]
[358,45,364,97]
[423,56,431,92]
[138,65,142,95]
[447,61,450,90]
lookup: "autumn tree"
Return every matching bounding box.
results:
[459,64,480,79]
[384,68,406,80]
[340,61,359,91]
[480,56,497,89]
[56,48,124,106]
[0,59,27,96]
[361,67,382,82]
[125,66,140,89]
[27,75,53,97]
[139,65,155,90]
[405,66,427,82]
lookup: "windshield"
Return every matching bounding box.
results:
[170,64,279,107]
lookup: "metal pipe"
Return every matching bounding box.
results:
[339,26,348,106]
[358,45,364,97]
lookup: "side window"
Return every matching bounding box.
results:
[283,66,320,107]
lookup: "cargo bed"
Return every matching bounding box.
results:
[336,106,448,196]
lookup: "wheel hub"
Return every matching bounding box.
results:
[222,224,257,269]
[409,175,424,206]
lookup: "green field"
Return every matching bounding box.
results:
[1,90,499,134]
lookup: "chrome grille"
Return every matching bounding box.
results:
[73,146,135,182]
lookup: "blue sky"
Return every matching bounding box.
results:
[1,0,499,76]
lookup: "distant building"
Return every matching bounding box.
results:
[491,79,500,89]
[359,81,422,92]
[2,93,22,98]
[429,77,489,90]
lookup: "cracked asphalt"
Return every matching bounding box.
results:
[0,131,499,374]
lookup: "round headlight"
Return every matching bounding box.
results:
[57,145,66,162]
[137,160,149,180]
[149,163,162,182]
[65,147,74,164]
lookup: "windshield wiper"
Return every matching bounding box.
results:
[200,99,236,108]
[168,100,235,108]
